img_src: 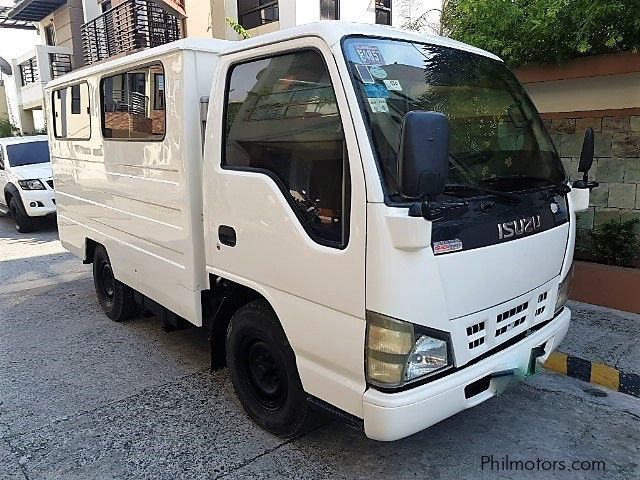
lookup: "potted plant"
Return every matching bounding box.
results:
[572,219,640,313]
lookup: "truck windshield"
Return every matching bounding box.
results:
[6,141,50,167]
[342,37,565,202]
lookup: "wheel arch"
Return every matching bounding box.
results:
[204,275,277,371]
[4,183,23,211]
[83,237,99,264]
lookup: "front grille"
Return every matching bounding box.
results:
[451,279,558,366]
[466,321,486,349]
[47,180,54,189]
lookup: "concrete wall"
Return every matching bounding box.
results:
[38,0,85,68]
[82,0,102,22]
[517,53,640,262]
[213,0,408,40]
[525,73,640,114]
[185,0,214,37]
[0,81,9,122]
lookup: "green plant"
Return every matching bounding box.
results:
[226,17,251,40]
[589,219,639,267]
[0,118,17,137]
[442,0,640,66]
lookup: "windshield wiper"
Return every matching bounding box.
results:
[445,183,521,203]
[479,175,571,194]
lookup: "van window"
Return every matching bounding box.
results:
[101,63,165,140]
[224,49,349,247]
[52,82,91,139]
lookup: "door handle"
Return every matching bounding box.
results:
[218,225,237,247]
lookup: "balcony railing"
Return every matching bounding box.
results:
[19,57,39,86]
[82,0,183,65]
[49,53,72,79]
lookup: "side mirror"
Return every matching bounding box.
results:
[578,127,594,179]
[573,127,598,190]
[398,111,450,199]
[570,127,598,212]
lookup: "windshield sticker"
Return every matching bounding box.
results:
[433,239,463,255]
[354,45,385,65]
[368,66,388,80]
[383,79,402,91]
[363,84,390,99]
[355,64,375,84]
[367,98,389,113]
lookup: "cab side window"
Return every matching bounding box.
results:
[224,50,349,247]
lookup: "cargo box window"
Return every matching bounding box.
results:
[52,82,91,140]
[101,63,165,141]
[224,49,350,248]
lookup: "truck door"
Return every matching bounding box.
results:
[203,38,368,417]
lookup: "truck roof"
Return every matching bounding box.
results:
[0,135,48,146]
[46,21,501,89]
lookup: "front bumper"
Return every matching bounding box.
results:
[20,188,56,217]
[362,307,571,441]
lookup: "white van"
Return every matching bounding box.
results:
[0,135,55,232]
[45,22,597,441]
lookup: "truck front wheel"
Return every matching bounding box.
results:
[226,300,308,438]
[9,197,34,233]
[92,245,137,322]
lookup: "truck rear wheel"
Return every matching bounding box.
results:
[226,300,308,438]
[92,245,137,322]
[9,197,34,233]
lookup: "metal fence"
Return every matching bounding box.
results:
[82,0,183,65]
[19,57,38,86]
[49,53,73,79]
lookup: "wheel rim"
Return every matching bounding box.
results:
[240,337,287,411]
[100,262,115,300]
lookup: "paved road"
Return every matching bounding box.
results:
[1,215,639,480]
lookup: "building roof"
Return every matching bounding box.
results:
[47,21,501,88]
[7,0,66,22]
[0,5,36,29]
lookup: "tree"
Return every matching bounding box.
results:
[0,119,17,138]
[442,0,640,66]
[225,17,251,40]
[399,0,443,35]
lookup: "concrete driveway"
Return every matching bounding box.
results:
[0,214,638,479]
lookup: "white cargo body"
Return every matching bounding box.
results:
[49,39,225,325]
[46,23,595,441]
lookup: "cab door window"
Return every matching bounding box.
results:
[223,49,349,247]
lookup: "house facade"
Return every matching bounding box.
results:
[2,0,437,133]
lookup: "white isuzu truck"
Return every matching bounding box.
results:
[45,22,597,441]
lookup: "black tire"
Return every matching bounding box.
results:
[9,197,34,233]
[226,300,308,438]
[92,245,137,322]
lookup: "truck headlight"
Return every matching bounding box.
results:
[18,179,45,190]
[366,311,452,388]
[554,265,574,314]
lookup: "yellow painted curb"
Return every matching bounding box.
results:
[590,362,620,391]
[544,352,568,375]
